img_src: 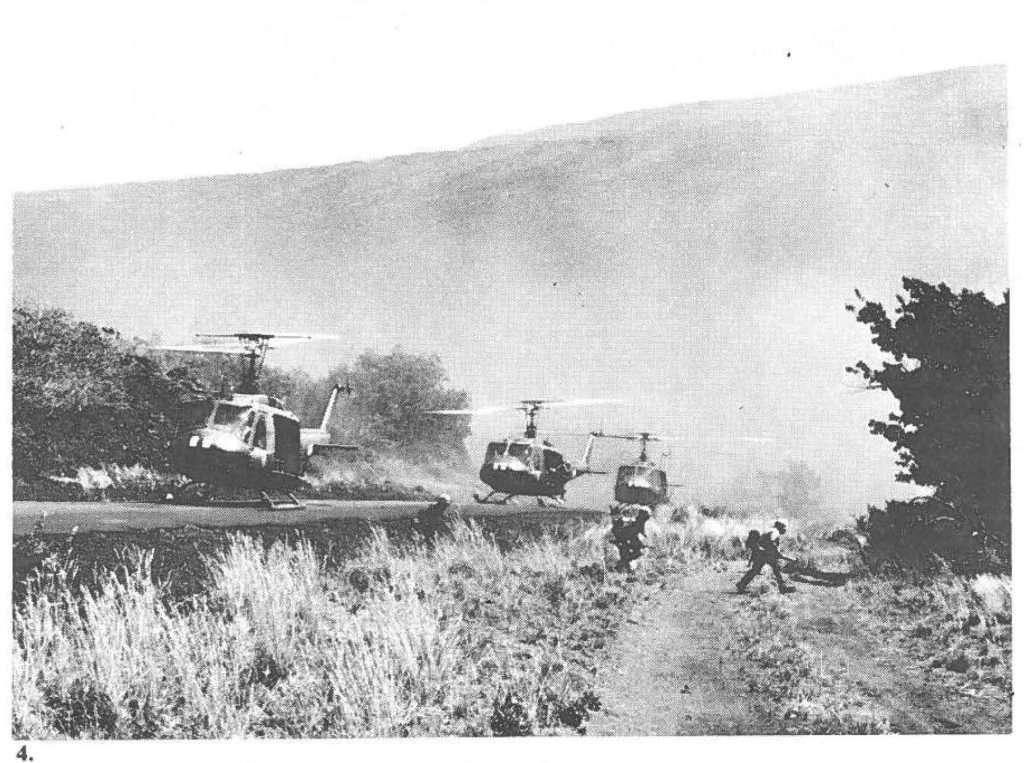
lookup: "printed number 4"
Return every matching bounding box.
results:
[15,746,31,762]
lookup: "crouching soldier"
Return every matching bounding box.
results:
[414,494,452,546]
[611,508,651,572]
[737,520,796,593]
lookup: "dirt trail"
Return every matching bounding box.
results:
[592,561,1010,735]
[590,565,781,735]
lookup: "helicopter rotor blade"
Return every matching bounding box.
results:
[428,398,624,417]
[194,332,334,340]
[426,404,512,416]
[534,397,626,410]
[151,344,246,355]
[264,337,321,349]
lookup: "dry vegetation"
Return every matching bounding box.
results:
[19,462,439,503]
[12,508,1012,738]
[14,518,664,738]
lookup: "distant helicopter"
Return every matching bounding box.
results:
[156,332,355,508]
[429,398,618,506]
[592,431,685,509]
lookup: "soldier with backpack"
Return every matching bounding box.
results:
[737,520,796,593]
[610,508,651,572]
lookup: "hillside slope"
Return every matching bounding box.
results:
[13,66,1007,512]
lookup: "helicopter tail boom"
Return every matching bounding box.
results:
[574,433,603,474]
[318,382,352,431]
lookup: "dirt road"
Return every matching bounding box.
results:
[591,565,780,735]
[592,561,1011,735]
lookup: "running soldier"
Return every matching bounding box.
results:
[610,508,651,572]
[737,519,796,593]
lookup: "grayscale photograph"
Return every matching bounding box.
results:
[7,1,1013,747]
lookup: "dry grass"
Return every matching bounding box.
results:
[15,506,1008,738]
[12,519,649,739]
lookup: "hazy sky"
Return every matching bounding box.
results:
[6,1,1014,190]
[8,5,1012,516]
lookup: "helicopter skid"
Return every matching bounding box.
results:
[473,490,516,505]
[473,490,567,508]
[259,490,304,511]
[201,488,305,511]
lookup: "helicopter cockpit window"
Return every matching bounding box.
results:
[507,443,531,464]
[252,416,267,450]
[484,442,508,463]
[212,403,250,431]
[179,400,214,430]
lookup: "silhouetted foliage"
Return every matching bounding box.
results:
[13,304,207,483]
[847,278,1009,569]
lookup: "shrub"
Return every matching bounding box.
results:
[847,279,1009,569]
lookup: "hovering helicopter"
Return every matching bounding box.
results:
[592,431,686,509]
[429,398,618,507]
[156,332,356,508]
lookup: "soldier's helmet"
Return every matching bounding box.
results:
[437,494,451,505]
[774,519,787,533]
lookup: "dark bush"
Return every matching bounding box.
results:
[13,304,207,482]
[848,279,1009,570]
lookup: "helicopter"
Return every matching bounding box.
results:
[429,398,618,507]
[590,431,684,509]
[156,332,356,508]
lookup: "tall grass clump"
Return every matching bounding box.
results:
[13,518,649,739]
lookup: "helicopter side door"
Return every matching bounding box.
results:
[272,414,302,475]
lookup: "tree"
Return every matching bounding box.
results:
[12,304,207,481]
[337,348,471,465]
[260,348,473,465]
[847,278,1009,562]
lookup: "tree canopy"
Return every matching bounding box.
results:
[321,349,471,465]
[847,278,1009,562]
[13,304,205,481]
